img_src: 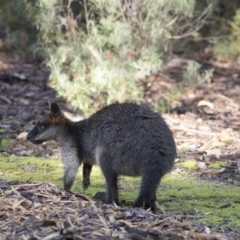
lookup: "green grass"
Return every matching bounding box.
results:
[176,159,197,169]
[0,153,240,228]
[0,154,63,185]
[159,175,240,226]
[0,139,15,148]
[210,161,227,169]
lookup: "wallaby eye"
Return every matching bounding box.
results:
[38,125,45,131]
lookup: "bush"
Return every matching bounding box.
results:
[5,0,212,114]
[212,9,240,60]
[0,0,39,58]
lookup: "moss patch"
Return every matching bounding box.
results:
[0,153,240,228]
[176,159,197,169]
[159,174,240,226]
[0,153,105,195]
[219,136,234,144]
[0,154,63,185]
[0,139,15,148]
[210,161,227,169]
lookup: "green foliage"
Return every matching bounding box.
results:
[154,84,183,113]
[2,0,213,114]
[213,8,240,60]
[47,0,197,113]
[229,9,240,56]
[176,159,197,169]
[183,60,213,84]
[0,0,37,59]
[154,59,213,113]
[18,0,201,114]
[0,139,15,148]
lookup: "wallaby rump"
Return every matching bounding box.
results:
[27,102,176,210]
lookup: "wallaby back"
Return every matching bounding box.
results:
[27,102,176,210]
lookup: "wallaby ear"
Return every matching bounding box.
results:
[50,103,61,116]
[50,103,65,123]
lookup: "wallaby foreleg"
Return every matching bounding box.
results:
[82,163,92,191]
[63,157,80,190]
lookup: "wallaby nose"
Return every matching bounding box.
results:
[26,133,31,141]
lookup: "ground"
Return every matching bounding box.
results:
[0,48,240,239]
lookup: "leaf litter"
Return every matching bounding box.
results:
[0,179,234,240]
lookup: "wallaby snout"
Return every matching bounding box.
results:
[26,131,35,143]
[26,126,45,144]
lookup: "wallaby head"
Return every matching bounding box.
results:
[27,103,66,144]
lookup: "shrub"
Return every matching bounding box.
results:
[211,7,240,60]
[5,0,212,114]
[183,60,213,84]
[0,0,38,58]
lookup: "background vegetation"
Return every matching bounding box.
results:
[1,0,240,114]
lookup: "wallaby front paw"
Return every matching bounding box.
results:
[82,178,90,191]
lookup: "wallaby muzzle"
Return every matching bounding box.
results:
[27,126,45,144]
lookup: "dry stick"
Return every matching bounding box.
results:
[66,215,75,228]
[171,126,217,136]
[11,186,21,198]
[24,177,33,183]
[127,233,148,240]
[170,3,213,40]
[83,0,89,34]
[0,220,13,229]
[96,212,109,228]
[64,188,90,201]
[113,201,118,208]
[14,84,29,96]
[216,94,239,108]
[0,95,12,104]
[87,45,102,63]
[11,183,43,187]
[91,201,109,228]
[198,139,215,152]
[41,232,61,240]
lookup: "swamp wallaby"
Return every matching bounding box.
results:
[27,102,176,210]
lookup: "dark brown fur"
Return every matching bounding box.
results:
[27,102,176,210]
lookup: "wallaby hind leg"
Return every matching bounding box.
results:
[94,154,119,205]
[105,173,119,205]
[93,173,119,205]
[82,163,92,191]
[133,168,163,210]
